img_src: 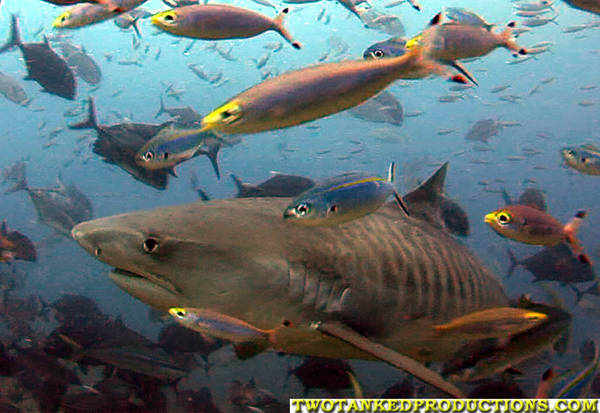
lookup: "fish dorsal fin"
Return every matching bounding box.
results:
[429,11,442,26]
[387,161,395,183]
[582,143,600,152]
[501,187,514,205]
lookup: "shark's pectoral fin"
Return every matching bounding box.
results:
[313,320,466,398]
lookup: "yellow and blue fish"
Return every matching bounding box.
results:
[283,162,409,226]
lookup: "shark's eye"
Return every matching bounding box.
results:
[497,212,511,224]
[295,203,310,216]
[143,238,159,253]
[374,49,384,58]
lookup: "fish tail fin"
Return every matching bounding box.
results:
[0,15,22,54]
[69,97,98,130]
[564,210,587,259]
[570,284,586,304]
[196,143,222,180]
[131,16,142,38]
[155,95,166,119]
[407,0,422,11]
[347,372,364,398]
[506,248,518,278]
[501,187,513,205]
[273,8,302,49]
[501,23,527,56]
[4,162,27,194]
[196,189,211,201]
[387,161,396,183]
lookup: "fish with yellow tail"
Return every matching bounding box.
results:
[151,5,301,49]
[484,205,591,264]
[433,307,547,340]
[52,0,148,28]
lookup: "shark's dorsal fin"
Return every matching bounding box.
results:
[404,162,448,205]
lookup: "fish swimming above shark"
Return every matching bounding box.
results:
[72,162,546,396]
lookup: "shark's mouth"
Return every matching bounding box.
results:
[109,268,181,300]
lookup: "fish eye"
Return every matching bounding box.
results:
[295,203,310,216]
[221,107,241,124]
[498,213,511,224]
[374,50,384,58]
[164,13,176,22]
[582,157,587,163]
[94,247,102,257]
[175,309,186,318]
[568,150,576,156]
[61,16,67,22]
[143,237,159,253]
[328,204,338,214]
[163,152,169,160]
[143,151,154,161]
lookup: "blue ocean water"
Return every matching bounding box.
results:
[0,0,598,408]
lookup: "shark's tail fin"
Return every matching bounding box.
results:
[0,15,22,54]
[69,97,99,130]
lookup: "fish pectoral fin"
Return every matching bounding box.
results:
[313,320,465,398]
[448,61,478,86]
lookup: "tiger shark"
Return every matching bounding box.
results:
[72,163,508,396]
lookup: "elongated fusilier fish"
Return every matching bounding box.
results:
[72,163,507,379]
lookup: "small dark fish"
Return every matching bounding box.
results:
[0,15,76,100]
[59,41,102,85]
[507,244,595,283]
[230,379,286,412]
[0,71,29,106]
[443,7,494,30]
[231,173,315,198]
[562,144,600,175]
[70,97,172,190]
[348,90,403,126]
[465,119,503,143]
[290,357,357,395]
[502,187,547,211]
[2,162,93,237]
[0,220,36,262]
